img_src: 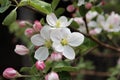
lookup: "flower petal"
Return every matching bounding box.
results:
[50,28,71,42]
[46,13,57,26]
[31,34,45,46]
[63,46,75,60]
[52,42,64,52]
[40,25,51,40]
[68,32,84,47]
[34,47,49,60]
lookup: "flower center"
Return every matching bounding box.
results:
[45,40,52,48]
[109,24,113,29]
[61,38,68,46]
[56,20,61,28]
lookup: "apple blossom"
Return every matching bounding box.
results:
[45,72,59,80]
[50,28,84,60]
[86,11,98,21]
[77,0,85,6]
[85,2,92,9]
[14,45,29,55]
[46,13,73,28]
[31,25,52,60]
[35,60,45,70]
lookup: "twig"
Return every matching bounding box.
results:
[71,70,110,77]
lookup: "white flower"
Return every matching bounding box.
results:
[77,0,85,6]
[102,12,120,32]
[31,25,52,60]
[46,13,73,28]
[50,28,84,60]
[86,11,98,21]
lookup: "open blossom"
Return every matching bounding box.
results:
[45,72,59,80]
[35,60,45,70]
[3,68,19,79]
[50,28,84,60]
[77,0,85,6]
[46,13,73,28]
[31,25,52,60]
[14,45,29,55]
[101,12,120,32]
[86,11,98,21]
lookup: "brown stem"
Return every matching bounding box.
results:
[83,16,89,34]
[71,70,110,77]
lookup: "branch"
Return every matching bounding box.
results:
[71,70,110,77]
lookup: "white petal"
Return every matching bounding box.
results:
[34,47,49,60]
[51,28,71,42]
[63,46,75,60]
[40,25,51,40]
[31,34,45,46]
[52,42,64,52]
[46,13,57,26]
[68,32,84,47]
[88,21,98,28]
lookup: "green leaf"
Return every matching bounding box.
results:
[19,0,29,7]
[29,0,52,14]
[2,8,17,26]
[51,0,60,11]
[79,5,88,16]
[58,71,72,80]
[0,0,11,13]
[91,6,103,14]
[54,8,65,17]
[20,67,31,73]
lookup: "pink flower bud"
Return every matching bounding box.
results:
[3,68,18,79]
[35,60,45,70]
[66,4,75,12]
[14,45,29,55]
[101,0,106,6]
[18,20,26,28]
[33,20,42,32]
[50,52,62,61]
[85,2,92,9]
[45,72,59,80]
[24,28,35,37]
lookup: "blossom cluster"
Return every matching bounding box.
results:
[31,13,84,61]
[74,11,120,35]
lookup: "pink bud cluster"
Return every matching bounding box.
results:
[25,20,42,37]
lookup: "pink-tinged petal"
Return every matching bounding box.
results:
[68,32,84,47]
[63,46,75,60]
[46,13,57,26]
[31,34,45,46]
[34,47,49,60]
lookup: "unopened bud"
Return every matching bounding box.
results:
[3,68,19,79]
[85,2,92,9]
[24,28,35,37]
[14,45,29,55]
[18,20,26,28]
[45,72,59,80]
[67,5,75,12]
[35,60,45,70]
[33,20,42,32]
[50,52,62,61]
